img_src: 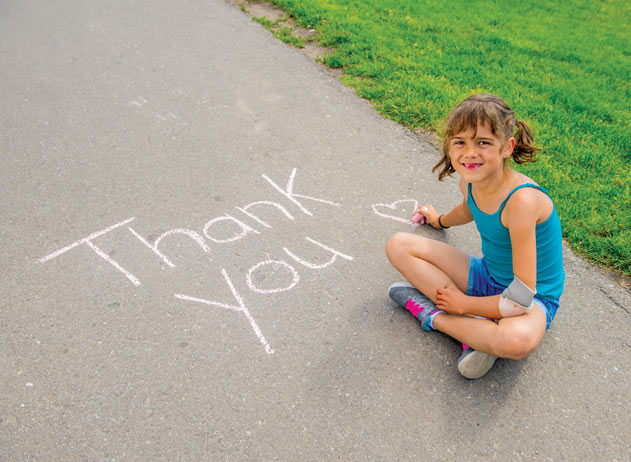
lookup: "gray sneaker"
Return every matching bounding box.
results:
[388,282,439,331]
[457,346,497,379]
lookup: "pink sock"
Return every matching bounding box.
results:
[427,309,445,329]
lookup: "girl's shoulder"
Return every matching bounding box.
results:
[503,177,554,225]
[511,170,539,188]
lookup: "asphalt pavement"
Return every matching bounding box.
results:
[1,0,630,460]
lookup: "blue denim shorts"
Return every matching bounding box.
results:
[466,255,559,330]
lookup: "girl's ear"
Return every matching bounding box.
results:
[503,137,516,158]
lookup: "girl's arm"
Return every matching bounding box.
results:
[435,288,501,318]
[503,188,538,291]
[419,178,474,229]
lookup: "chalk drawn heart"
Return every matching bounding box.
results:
[372,199,418,224]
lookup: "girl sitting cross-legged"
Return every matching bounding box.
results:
[386,93,565,379]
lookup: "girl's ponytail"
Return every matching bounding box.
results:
[512,119,540,164]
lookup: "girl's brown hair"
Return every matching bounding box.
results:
[432,94,540,181]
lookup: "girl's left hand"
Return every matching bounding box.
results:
[435,286,466,314]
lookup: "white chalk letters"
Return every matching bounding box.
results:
[38,169,352,354]
[38,168,414,354]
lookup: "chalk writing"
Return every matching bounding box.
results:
[283,237,353,270]
[176,269,275,354]
[129,227,210,268]
[262,168,341,216]
[37,169,358,354]
[371,199,418,224]
[246,260,300,294]
[236,201,295,228]
[203,215,260,244]
[37,167,413,355]
[38,217,141,286]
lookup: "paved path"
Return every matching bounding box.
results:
[1,0,630,460]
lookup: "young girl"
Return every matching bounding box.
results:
[385,93,564,379]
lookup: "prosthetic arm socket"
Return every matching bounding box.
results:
[499,276,536,317]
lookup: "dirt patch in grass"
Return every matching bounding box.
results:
[228,0,341,77]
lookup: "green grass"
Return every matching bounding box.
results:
[262,0,631,277]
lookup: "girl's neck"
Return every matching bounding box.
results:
[472,165,515,198]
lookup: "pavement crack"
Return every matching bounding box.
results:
[599,287,630,314]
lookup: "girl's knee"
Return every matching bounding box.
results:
[494,324,542,360]
[385,232,432,260]
[385,232,411,262]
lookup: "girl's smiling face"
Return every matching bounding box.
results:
[448,121,514,183]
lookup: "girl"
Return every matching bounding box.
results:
[385,94,564,379]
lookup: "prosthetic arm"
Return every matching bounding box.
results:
[499,276,536,317]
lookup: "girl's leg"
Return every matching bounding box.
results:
[386,231,547,360]
[432,304,547,360]
[385,232,470,302]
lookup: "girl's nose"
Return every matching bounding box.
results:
[463,143,476,157]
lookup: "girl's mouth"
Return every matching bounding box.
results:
[463,163,482,170]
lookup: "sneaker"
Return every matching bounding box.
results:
[388,282,439,331]
[457,346,497,379]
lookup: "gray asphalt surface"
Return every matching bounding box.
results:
[1,0,630,460]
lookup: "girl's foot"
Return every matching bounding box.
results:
[388,282,443,331]
[457,345,497,379]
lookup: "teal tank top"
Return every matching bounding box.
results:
[467,183,565,300]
